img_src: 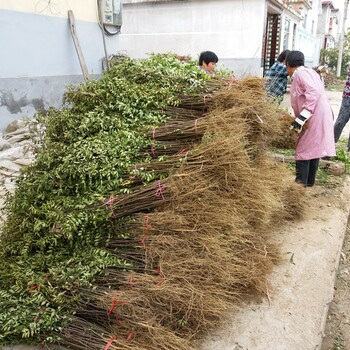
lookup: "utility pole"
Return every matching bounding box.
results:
[337,0,349,77]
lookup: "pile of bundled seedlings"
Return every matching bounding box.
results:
[0,53,302,349]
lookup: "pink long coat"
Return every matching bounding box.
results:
[290,66,335,160]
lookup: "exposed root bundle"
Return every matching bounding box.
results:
[272,111,298,149]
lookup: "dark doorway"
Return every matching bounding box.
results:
[262,13,281,76]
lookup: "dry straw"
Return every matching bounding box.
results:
[59,77,303,350]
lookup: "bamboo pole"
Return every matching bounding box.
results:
[68,10,90,81]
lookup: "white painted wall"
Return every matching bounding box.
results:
[0,0,98,22]
[303,0,322,67]
[119,0,266,77]
[308,0,321,36]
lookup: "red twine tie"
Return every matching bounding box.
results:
[145,215,149,230]
[102,195,115,207]
[176,148,189,156]
[104,337,116,350]
[130,164,142,182]
[107,293,118,316]
[126,333,134,341]
[155,181,165,200]
[102,195,117,217]
[107,292,128,316]
[156,265,165,286]
[141,235,146,248]
[29,285,39,292]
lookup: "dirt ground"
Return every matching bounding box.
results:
[322,223,350,350]
[296,89,350,350]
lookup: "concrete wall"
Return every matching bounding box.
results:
[0,0,99,21]
[317,3,332,35]
[119,0,266,77]
[0,0,120,131]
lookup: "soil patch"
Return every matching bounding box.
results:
[322,223,350,350]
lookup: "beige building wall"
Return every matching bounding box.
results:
[0,0,98,22]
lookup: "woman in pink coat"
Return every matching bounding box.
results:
[286,50,335,187]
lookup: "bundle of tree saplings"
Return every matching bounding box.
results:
[272,110,310,150]
[0,54,302,349]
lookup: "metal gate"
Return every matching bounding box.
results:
[263,13,281,75]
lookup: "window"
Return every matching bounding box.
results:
[283,18,290,50]
[304,14,308,28]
